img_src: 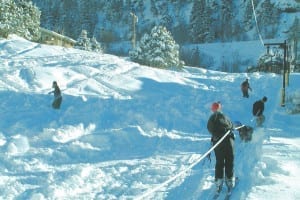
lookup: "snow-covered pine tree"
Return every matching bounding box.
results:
[78,1,97,37]
[258,0,279,39]
[220,0,234,42]
[257,50,283,73]
[60,0,86,37]
[0,0,17,38]
[16,0,41,41]
[190,0,213,43]
[105,0,124,22]
[129,26,184,69]
[90,37,102,52]
[75,30,102,52]
[0,0,40,40]
[75,30,91,51]
[243,0,258,31]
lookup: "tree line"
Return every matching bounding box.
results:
[30,0,286,44]
[0,1,184,70]
[1,0,298,71]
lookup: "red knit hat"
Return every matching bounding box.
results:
[211,102,221,112]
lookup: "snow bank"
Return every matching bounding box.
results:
[7,134,30,155]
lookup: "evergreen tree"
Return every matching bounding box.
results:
[0,0,40,40]
[259,0,279,38]
[90,37,102,52]
[220,0,234,42]
[0,0,17,38]
[150,0,159,16]
[61,1,78,36]
[75,30,91,51]
[243,0,257,31]
[190,47,200,66]
[79,0,97,37]
[75,30,103,53]
[190,0,213,43]
[105,0,124,22]
[129,26,184,69]
[16,0,41,41]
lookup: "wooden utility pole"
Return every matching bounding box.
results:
[264,40,288,107]
[130,12,138,49]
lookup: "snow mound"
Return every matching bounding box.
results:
[7,134,30,155]
[51,123,96,143]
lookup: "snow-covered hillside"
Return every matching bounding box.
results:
[0,35,300,199]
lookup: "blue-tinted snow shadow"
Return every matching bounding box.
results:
[0,91,60,133]
[131,78,208,132]
[0,77,210,134]
[0,88,207,165]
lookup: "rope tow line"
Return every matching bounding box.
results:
[136,125,245,200]
[251,0,265,47]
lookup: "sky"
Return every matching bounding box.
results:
[0,35,300,200]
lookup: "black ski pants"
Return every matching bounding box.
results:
[52,96,62,109]
[242,89,249,98]
[213,136,234,180]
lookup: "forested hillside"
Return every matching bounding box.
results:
[32,0,299,45]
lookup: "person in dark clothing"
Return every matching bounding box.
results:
[241,78,252,98]
[238,125,253,142]
[49,81,62,109]
[252,96,267,127]
[234,121,253,142]
[207,102,235,194]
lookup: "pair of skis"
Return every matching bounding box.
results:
[212,177,238,200]
[212,189,232,200]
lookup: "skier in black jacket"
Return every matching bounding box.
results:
[207,102,235,194]
[49,81,62,109]
[241,78,252,98]
[252,96,267,127]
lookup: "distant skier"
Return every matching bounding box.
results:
[252,96,267,127]
[241,78,252,98]
[49,81,62,109]
[207,102,235,195]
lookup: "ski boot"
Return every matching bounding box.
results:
[225,177,235,195]
[215,178,224,194]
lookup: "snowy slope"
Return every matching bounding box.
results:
[0,35,300,199]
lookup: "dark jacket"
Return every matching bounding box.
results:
[207,111,235,180]
[241,80,251,91]
[53,85,61,99]
[207,111,233,140]
[252,100,264,116]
